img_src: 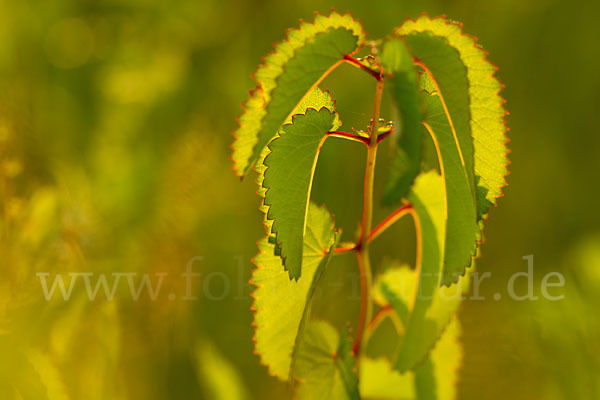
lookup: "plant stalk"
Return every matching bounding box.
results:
[353,76,384,362]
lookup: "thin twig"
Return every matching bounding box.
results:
[369,204,413,243]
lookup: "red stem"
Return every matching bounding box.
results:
[327,130,369,145]
[366,305,392,334]
[326,129,393,146]
[376,129,392,144]
[344,55,383,81]
[369,203,413,243]
[334,243,357,254]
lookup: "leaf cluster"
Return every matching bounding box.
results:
[232,11,509,399]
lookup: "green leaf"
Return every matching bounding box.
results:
[251,202,339,381]
[232,12,365,176]
[396,15,509,220]
[263,107,337,279]
[380,37,424,205]
[294,320,359,400]
[413,317,462,400]
[374,265,413,325]
[359,318,463,400]
[393,30,478,286]
[359,357,414,400]
[422,89,479,285]
[425,316,463,400]
[255,87,340,228]
[402,31,476,194]
[373,172,469,372]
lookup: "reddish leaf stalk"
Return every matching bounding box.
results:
[369,203,413,243]
[344,55,383,81]
[326,129,393,145]
[326,130,369,145]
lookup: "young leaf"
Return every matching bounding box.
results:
[375,172,469,372]
[397,15,509,221]
[380,37,424,205]
[294,320,359,400]
[232,12,365,176]
[263,107,338,280]
[251,202,339,381]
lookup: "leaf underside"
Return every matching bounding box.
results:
[263,107,337,280]
[232,11,365,176]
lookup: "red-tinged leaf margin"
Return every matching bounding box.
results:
[248,202,340,381]
[395,14,510,284]
[249,87,341,376]
[230,10,366,177]
[396,13,511,222]
[262,107,339,280]
[255,88,341,238]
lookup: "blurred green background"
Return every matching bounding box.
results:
[0,0,598,399]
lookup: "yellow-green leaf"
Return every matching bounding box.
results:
[360,317,463,400]
[232,12,365,176]
[256,88,341,236]
[393,30,479,286]
[263,107,337,279]
[374,172,469,372]
[294,320,359,400]
[251,203,339,381]
[397,15,509,220]
[422,89,479,285]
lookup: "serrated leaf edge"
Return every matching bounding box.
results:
[248,202,339,380]
[231,10,366,177]
[397,13,511,219]
[396,14,510,285]
[262,107,339,280]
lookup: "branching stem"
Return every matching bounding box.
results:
[369,204,413,243]
[326,130,368,145]
[353,74,384,363]
[364,305,403,344]
[326,129,393,146]
[344,55,383,81]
